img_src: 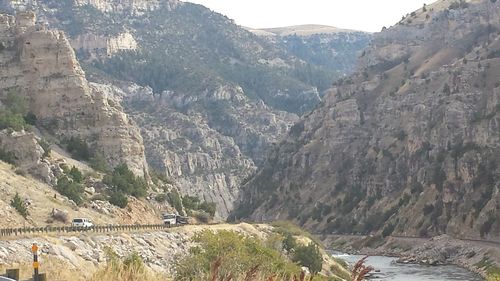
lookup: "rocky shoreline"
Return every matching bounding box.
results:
[325,234,500,280]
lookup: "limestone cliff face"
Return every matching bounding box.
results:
[74,0,180,14]
[71,31,138,57]
[94,81,297,217]
[0,12,148,176]
[235,0,500,239]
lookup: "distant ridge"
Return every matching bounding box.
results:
[246,24,365,37]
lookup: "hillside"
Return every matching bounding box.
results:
[0,0,371,217]
[248,24,371,78]
[234,0,500,240]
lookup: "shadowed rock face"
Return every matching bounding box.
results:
[234,0,500,239]
[0,12,148,177]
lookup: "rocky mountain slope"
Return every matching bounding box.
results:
[248,24,372,75]
[234,0,500,239]
[0,0,371,217]
[0,11,148,177]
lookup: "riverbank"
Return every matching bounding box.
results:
[322,234,500,280]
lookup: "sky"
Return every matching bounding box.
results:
[185,0,436,32]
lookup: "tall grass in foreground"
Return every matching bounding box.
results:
[89,247,167,281]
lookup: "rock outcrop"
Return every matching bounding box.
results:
[0,12,148,176]
[94,81,297,217]
[234,0,500,239]
[74,0,180,14]
[0,130,58,184]
[71,31,138,58]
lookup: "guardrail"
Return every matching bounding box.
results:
[0,224,178,237]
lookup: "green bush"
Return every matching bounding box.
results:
[64,137,92,161]
[0,112,27,131]
[180,195,216,217]
[109,191,128,208]
[150,169,174,185]
[89,153,110,173]
[382,223,396,237]
[68,166,84,183]
[0,90,33,131]
[198,201,216,217]
[38,139,51,158]
[24,112,37,125]
[181,195,200,210]
[282,233,297,252]
[10,192,28,218]
[175,230,300,280]
[155,193,168,203]
[292,243,323,274]
[167,190,183,214]
[56,176,85,205]
[103,164,148,199]
[0,148,16,165]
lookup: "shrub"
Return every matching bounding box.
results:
[103,164,148,198]
[0,111,26,131]
[10,192,28,218]
[38,139,51,158]
[282,233,297,252]
[64,137,92,161]
[154,193,168,203]
[175,230,300,280]
[150,169,174,185]
[56,176,85,205]
[180,195,216,217]
[382,223,396,237]
[90,248,161,281]
[167,190,183,214]
[0,148,16,165]
[198,201,216,217]
[181,195,200,210]
[292,243,323,274]
[480,215,496,238]
[108,191,128,208]
[24,112,37,125]
[89,153,110,173]
[68,166,84,183]
[14,168,26,177]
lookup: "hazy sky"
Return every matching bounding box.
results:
[185,0,436,32]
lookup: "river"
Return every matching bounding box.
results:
[332,253,483,281]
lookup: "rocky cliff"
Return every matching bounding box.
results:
[0,0,370,217]
[234,0,500,239]
[0,11,148,176]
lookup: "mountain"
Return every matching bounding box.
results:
[234,0,500,239]
[247,24,372,80]
[0,0,371,216]
[0,11,148,177]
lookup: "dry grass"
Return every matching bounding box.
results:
[88,263,167,281]
[0,258,83,281]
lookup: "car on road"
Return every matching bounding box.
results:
[71,218,93,227]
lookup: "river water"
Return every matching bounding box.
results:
[332,253,483,281]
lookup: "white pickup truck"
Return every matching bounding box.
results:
[71,218,93,227]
